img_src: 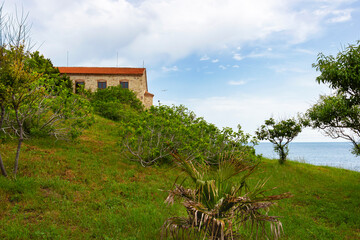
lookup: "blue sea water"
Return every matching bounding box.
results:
[254,142,360,172]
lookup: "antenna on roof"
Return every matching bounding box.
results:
[142,60,144,68]
[67,51,69,67]
[117,52,119,67]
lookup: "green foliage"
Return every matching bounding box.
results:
[162,152,292,239]
[26,51,73,92]
[119,104,256,167]
[1,47,93,140]
[91,85,144,121]
[308,40,360,155]
[307,94,360,155]
[256,118,303,164]
[313,40,360,103]
[0,45,93,177]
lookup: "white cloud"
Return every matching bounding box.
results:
[294,48,316,55]
[233,53,243,61]
[228,80,246,85]
[212,59,219,63]
[162,66,179,72]
[219,65,226,70]
[328,9,352,23]
[200,55,210,61]
[269,65,307,73]
[4,0,354,66]
[313,6,353,23]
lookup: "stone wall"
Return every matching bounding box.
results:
[67,73,153,108]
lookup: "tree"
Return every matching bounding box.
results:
[4,45,41,176]
[0,2,33,178]
[307,94,360,155]
[0,54,8,176]
[162,151,292,239]
[27,51,73,92]
[0,45,93,178]
[0,6,92,178]
[307,41,360,155]
[256,118,303,164]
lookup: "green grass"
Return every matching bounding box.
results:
[0,115,359,239]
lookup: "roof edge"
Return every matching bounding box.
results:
[57,67,146,75]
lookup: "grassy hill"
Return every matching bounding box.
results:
[0,116,359,239]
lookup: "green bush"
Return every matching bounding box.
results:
[119,104,257,166]
[91,86,144,121]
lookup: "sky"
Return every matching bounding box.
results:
[4,0,360,141]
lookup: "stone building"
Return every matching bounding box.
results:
[57,67,154,108]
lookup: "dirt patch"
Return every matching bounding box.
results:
[23,144,56,155]
[64,169,76,181]
[316,167,330,172]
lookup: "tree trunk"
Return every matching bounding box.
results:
[13,106,23,178]
[278,147,287,165]
[0,105,7,177]
[13,135,23,177]
[0,153,7,177]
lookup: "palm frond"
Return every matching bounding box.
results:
[163,152,292,240]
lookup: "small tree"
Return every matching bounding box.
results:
[4,45,41,176]
[0,6,93,178]
[0,45,93,178]
[307,41,360,155]
[0,3,33,177]
[256,118,303,164]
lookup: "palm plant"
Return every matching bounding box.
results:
[162,152,292,240]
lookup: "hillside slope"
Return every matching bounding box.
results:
[0,116,359,239]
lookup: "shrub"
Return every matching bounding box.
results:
[91,85,144,121]
[119,105,257,166]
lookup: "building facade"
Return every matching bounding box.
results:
[58,67,154,108]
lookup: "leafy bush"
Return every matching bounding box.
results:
[119,105,257,166]
[91,86,144,121]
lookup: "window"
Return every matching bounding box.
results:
[98,81,107,89]
[120,81,129,89]
[75,81,85,93]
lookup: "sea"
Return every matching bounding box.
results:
[254,142,360,172]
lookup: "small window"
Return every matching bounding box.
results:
[98,81,107,89]
[120,81,129,89]
[75,81,85,93]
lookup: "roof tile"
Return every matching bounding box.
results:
[57,67,145,75]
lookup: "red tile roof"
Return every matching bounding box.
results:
[145,91,154,97]
[57,67,145,75]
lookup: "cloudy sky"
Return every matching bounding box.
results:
[5,0,360,141]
